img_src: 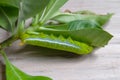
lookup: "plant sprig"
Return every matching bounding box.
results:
[0,0,113,80]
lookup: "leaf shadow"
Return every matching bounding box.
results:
[16,45,81,58]
[14,44,98,62]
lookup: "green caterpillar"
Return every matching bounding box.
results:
[21,32,93,55]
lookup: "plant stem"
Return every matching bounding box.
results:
[0,35,18,80]
[0,35,18,50]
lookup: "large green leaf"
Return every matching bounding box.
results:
[0,7,19,31]
[0,0,20,31]
[0,0,20,8]
[28,20,113,47]
[1,51,52,80]
[51,11,113,26]
[37,0,68,24]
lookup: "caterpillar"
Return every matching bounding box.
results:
[21,32,93,55]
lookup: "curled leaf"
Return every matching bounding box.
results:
[51,10,113,26]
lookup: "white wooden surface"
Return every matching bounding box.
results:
[1,0,120,80]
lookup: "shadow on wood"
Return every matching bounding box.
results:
[0,61,6,80]
[16,45,82,58]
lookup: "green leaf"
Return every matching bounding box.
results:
[21,32,93,55]
[0,0,20,31]
[16,0,51,36]
[37,0,68,24]
[1,50,52,80]
[0,0,50,32]
[19,0,50,22]
[0,6,19,31]
[44,20,102,30]
[51,10,113,26]
[0,0,20,8]
[28,20,113,47]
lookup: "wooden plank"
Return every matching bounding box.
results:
[6,44,120,80]
[0,0,120,80]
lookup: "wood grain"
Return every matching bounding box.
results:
[0,0,120,80]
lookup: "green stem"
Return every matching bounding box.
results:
[0,35,18,80]
[0,35,18,50]
[0,50,8,64]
